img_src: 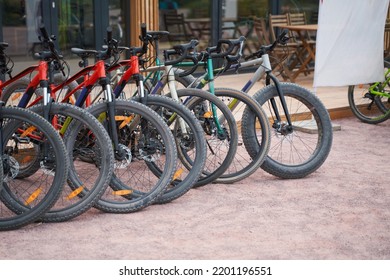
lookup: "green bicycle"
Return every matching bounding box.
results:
[348,60,390,124]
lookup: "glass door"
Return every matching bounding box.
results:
[1,0,42,73]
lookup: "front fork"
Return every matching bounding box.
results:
[165,65,189,136]
[100,77,126,160]
[266,72,293,135]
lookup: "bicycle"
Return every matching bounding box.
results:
[158,30,333,179]
[0,100,69,230]
[36,25,178,213]
[157,34,272,184]
[86,27,207,203]
[106,26,239,188]
[348,59,390,124]
[0,33,115,222]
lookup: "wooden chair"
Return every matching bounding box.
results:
[163,11,192,43]
[252,16,270,45]
[268,13,304,81]
[288,12,316,43]
[288,12,316,74]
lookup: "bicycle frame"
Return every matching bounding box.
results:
[135,57,227,136]
[108,55,195,136]
[178,53,293,127]
[0,53,127,157]
[367,67,390,99]
[0,61,49,104]
[0,58,64,162]
[108,56,144,99]
[0,59,67,131]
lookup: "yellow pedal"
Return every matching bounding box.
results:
[112,190,133,196]
[21,126,36,137]
[115,116,134,129]
[66,186,84,200]
[25,187,42,206]
[97,112,107,123]
[173,168,183,181]
[11,92,22,102]
[203,111,212,118]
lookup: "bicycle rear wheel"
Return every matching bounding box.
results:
[132,95,206,204]
[213,88,271,183]
[86,100,178,213]
[348,84,390,124]
[29,103,114,222]
[175,88,238,187]
[0,106,68,231]
[242,83,333,179]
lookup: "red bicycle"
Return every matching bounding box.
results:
[0,28,115,222]
[2,25,179,213]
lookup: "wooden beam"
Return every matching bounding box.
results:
[129,0,159,47]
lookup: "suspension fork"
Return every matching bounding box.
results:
[38,62,56,161]
[165,65,189,135]
[101,77,124,159]
[266,72,293,128]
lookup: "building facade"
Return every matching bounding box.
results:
[0,0,318,59]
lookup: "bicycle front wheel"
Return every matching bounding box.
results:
[30,103,114,222]
[87,100,178,213]
[242,83,333,179]
[0,107,68,231]
[131,95,207,204]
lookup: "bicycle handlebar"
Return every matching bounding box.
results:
[0,42,10,75]
[244,29,289,60]
[0,42,8,60]
[0,42,8,51]
[163,39,199,77]
[206,36,246,60]
[37,24,65,74]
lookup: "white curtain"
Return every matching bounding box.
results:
[313,0,390,87]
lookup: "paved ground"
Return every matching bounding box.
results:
[1,116,389,260]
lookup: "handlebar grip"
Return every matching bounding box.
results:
[164,49,185,66]
[0,42,9,50]
[141,23,147,40]
[209,36,246,59]
[279,29,288,38]
[106,26,113,42]
[276,29,289,46]
[39,24,50,40]
[164,39,199,66]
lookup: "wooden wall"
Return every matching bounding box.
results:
[129,0,159,46]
